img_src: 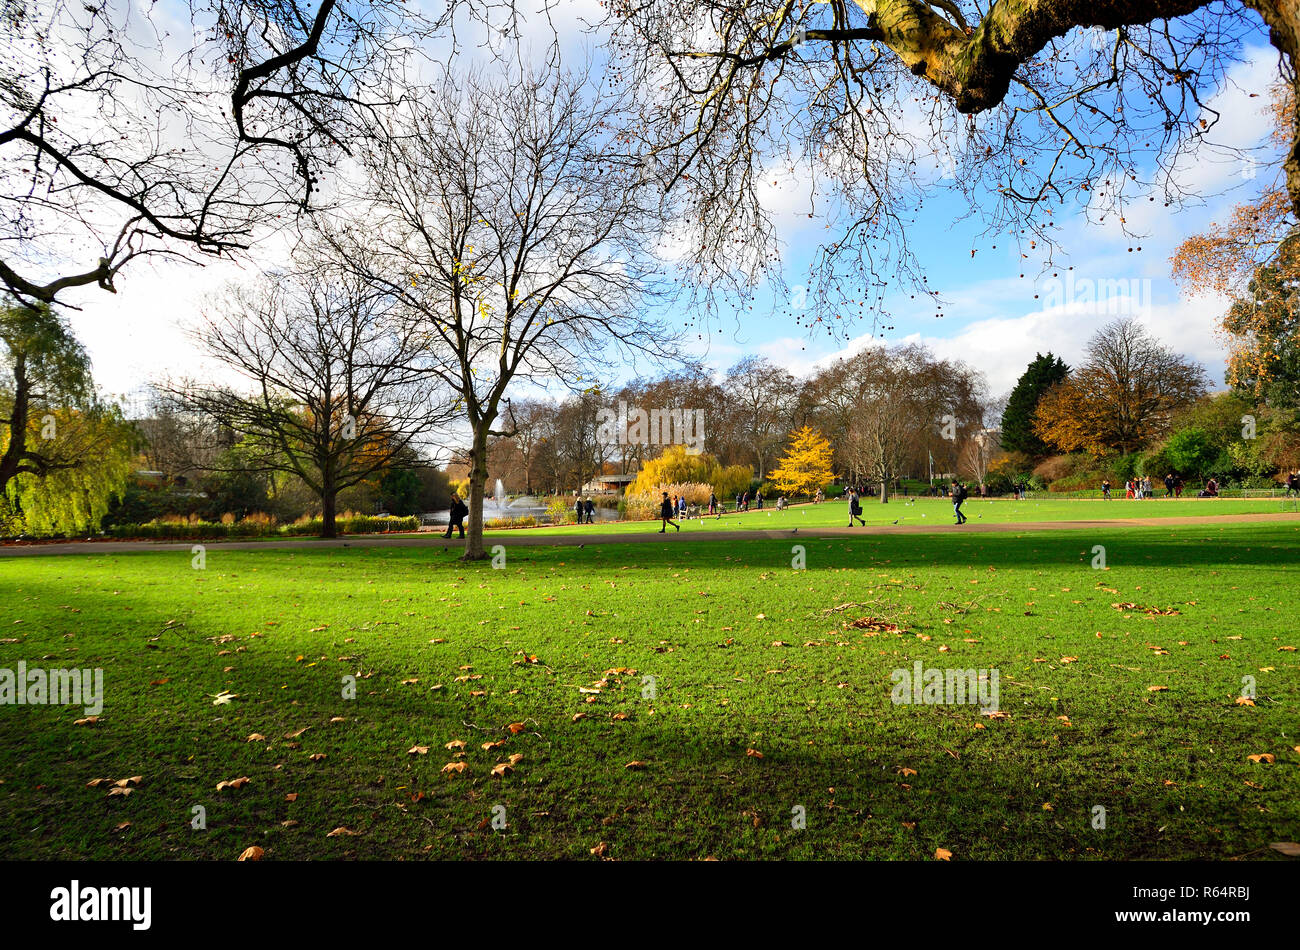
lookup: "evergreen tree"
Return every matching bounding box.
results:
[1000,353,1069,456]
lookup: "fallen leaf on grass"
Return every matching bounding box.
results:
[408,745,429,756]
[590,841,608,857]
[1147,685,1169,693]
[1269,842,1300,856]
[746,748,764,759]
[444,740,466,750]
[507,722,526,734]
[441,762,467,774]
[1235,696,1255,707]
[246,733,266,742]
[1247,754,1276,764]
[326,827,360,837]
[308,753,326,762]
[571,713,588,722]
[73,716,98,726]
[237,846,264,862]
[624,760,649,770]
[490,763,513,778]
[935,848,952,861]
[217,776,251,792]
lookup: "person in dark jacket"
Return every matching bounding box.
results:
[659,491,679,533]
[585,497,596,524]
[848,489,865,526]
[951,480,968,525]
[444,494,468,539]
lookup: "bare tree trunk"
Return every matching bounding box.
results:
[463,425,490,561]
[879,479,888,504]
[321,481,338,538]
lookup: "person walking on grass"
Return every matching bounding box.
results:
[585,497,596,524]
[443,493,468,539]
[951,479,968,525]
[659,491,680,533]
[848,488,866,527]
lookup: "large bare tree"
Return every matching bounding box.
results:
[320,63,674,559]
[1,0,450,308]
[603,0,1300,327]
[174,255,455,537]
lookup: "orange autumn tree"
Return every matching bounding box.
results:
[769,426,835,498]
[1173,83,1300,404]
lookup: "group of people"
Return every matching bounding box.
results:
[573,496,598,523]
[1099,474,1214,499]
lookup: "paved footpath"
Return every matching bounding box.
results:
[1,511,1296,557]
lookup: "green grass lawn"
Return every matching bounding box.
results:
[496,495,1295,538]
[1,520,1297,860]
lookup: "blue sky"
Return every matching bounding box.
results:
[61,4,1282,406]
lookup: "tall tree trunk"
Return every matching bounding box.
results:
[321,482,337,538]
[879,479,889,504]
[0,354,30,497]
[463,423,491,561]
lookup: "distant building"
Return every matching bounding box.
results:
[581,473,636,494]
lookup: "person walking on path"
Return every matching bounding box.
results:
[951,479,968,525]
[659,491,680,533]
[708,492,718,516]
[444,494,469,539]
[1101,479,1111,500]
[1164,473,1175,498]
[848,489,866,527]
[585,497,596,524]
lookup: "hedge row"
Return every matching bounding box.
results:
[108,514,420,540]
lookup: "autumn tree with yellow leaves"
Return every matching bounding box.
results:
[769,426,835,498]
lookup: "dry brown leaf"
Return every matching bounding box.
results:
[507,722,526,734]
[745,748,764,759]
[490,763,513,778]
[73,716,98,726]
[326,826,360,837]
[246,733,266,742]
[237,846,264,862]
[408,745,429,755]
[1247,753,1276,764]
[441,761,468,774]
[444,740,466,750]
[590,841,608,857]
[1269,842,1300,856]
[935,847,952,861]
[625,760,649,770]
[216,776,251,792]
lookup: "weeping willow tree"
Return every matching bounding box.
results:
[0,304,139,536]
